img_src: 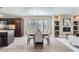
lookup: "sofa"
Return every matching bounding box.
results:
[67,35,79,47]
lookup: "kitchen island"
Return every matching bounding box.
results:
[0,30,14,46]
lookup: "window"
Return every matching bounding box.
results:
[28,17,48,32]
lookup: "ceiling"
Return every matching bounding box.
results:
[1,7,79,16]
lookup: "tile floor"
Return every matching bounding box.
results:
[0,36,73,52]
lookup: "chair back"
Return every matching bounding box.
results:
[35,30,43,42]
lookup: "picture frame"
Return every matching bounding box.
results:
[63,18,71,26]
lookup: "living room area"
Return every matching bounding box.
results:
[0,7,79,52]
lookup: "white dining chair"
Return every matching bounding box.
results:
[43,31,50,45]
[34,30,43,48]
[27,33,34,47]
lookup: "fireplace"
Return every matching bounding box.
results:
[63,27,70,32]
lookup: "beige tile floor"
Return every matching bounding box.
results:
[0,36,73,52]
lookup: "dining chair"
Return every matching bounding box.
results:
[34,30,43,49]
[44,32,50,45]
[27,33,34,47]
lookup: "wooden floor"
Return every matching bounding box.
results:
[0,36,73,52]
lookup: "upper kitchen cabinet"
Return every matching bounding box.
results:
[0,18,24,37]
[7,18,24,37]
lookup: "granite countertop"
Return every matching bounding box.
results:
[0,30,14,32]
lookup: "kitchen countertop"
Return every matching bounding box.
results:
[0,30,14,32]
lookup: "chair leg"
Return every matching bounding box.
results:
[34,43,36,49]
[27,38,31,48]
[34,45,35,48]
[47,38,50,45]
[41,44,43,49]
[48,39,50,45]
[27,39,29,48]
[34,42,43,49]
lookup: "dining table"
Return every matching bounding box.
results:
[28,33,49,44]
[29,33,48,37]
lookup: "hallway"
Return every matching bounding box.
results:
[0,36,73,52]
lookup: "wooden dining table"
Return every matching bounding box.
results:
[28,33,49,44]
[29,33,48,38]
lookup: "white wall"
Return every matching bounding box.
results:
[52,16,54,37]
[22,16,29,36]
[2,7,79,16]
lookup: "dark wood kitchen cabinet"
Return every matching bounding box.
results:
[0,18,24,37]
[7,18,24,37]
